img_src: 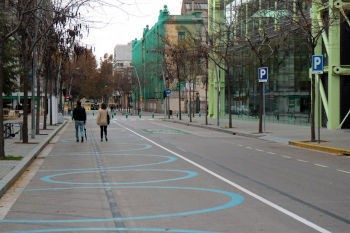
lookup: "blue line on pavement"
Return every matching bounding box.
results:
[39,169,197,185]
[49,142,153,154]
[5,227,220,233]
[39,154,177,172]
[1,186,244,223]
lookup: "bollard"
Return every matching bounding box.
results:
[126,114,128,119]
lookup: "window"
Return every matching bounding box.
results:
[178,31,186,40]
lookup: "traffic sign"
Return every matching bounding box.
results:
[258,67,268,82]
[312,55,323,74]
[165,88,171,96]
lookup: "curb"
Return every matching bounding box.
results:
[0,121,67,198]
[163,119,262,138]
[289,141,350,156]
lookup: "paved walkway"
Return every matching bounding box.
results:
[1,121,66,197]
[1,112,349,198]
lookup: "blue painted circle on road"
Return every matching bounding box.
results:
[3,186,244,223]
[40,169,198,185]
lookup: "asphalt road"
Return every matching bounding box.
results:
[0,114,349,233]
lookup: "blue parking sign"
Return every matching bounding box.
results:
[165,88,171,96]
[258,67,268,82]
[312,55,323,74]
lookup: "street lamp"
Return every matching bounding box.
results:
[131,66,142,115]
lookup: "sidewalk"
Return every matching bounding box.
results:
[163,114,350,155]
[0,121,67,198]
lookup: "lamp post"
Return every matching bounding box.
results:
[131,66,142,115]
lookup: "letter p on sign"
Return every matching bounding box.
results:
[258,67,268,82]
[312,55,323,74]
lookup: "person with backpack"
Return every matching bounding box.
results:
[72,101,87,142]
[96,103,110,142]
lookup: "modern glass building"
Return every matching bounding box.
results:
[208,0,350,128]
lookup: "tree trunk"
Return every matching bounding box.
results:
[205,76,208,125]
[44,75,48,130]
[189,81,192,122]
[0,40,5,159]
[177,70,182,120]
[36,72,40,134]
[192,82,195,118]
[21,50,31,143]
[49,77,52,125]
[227,69,232,128]
[22,69,29,143]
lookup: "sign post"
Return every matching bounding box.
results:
[258,67,268,132]
[312,55,324,143]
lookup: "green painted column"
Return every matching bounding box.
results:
[312,1,323,128]
[327,0,341,129]
[208,0,226,119]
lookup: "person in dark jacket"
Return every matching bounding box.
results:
[72,101,87,142]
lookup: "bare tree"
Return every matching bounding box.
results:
[227,1,291,133]
[0,0,95,159]
[282,0,337,141]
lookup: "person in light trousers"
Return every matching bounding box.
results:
[96,103,109,142]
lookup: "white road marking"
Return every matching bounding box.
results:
[314,164,328,168]
[256,149,264,152]
[282,155,292,159]
[118,122,331,233]
[267,152,276,155]
[336,169,350,174]
[297,159,309,163]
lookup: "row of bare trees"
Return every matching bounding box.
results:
[157,0,337,142]
[0,0,109,159]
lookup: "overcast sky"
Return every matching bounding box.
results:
[81,0,182,61]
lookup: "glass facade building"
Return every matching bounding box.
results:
[207,0,350,128]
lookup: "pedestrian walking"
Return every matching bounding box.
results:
[96,103,110,142]
[72,101,87,142]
